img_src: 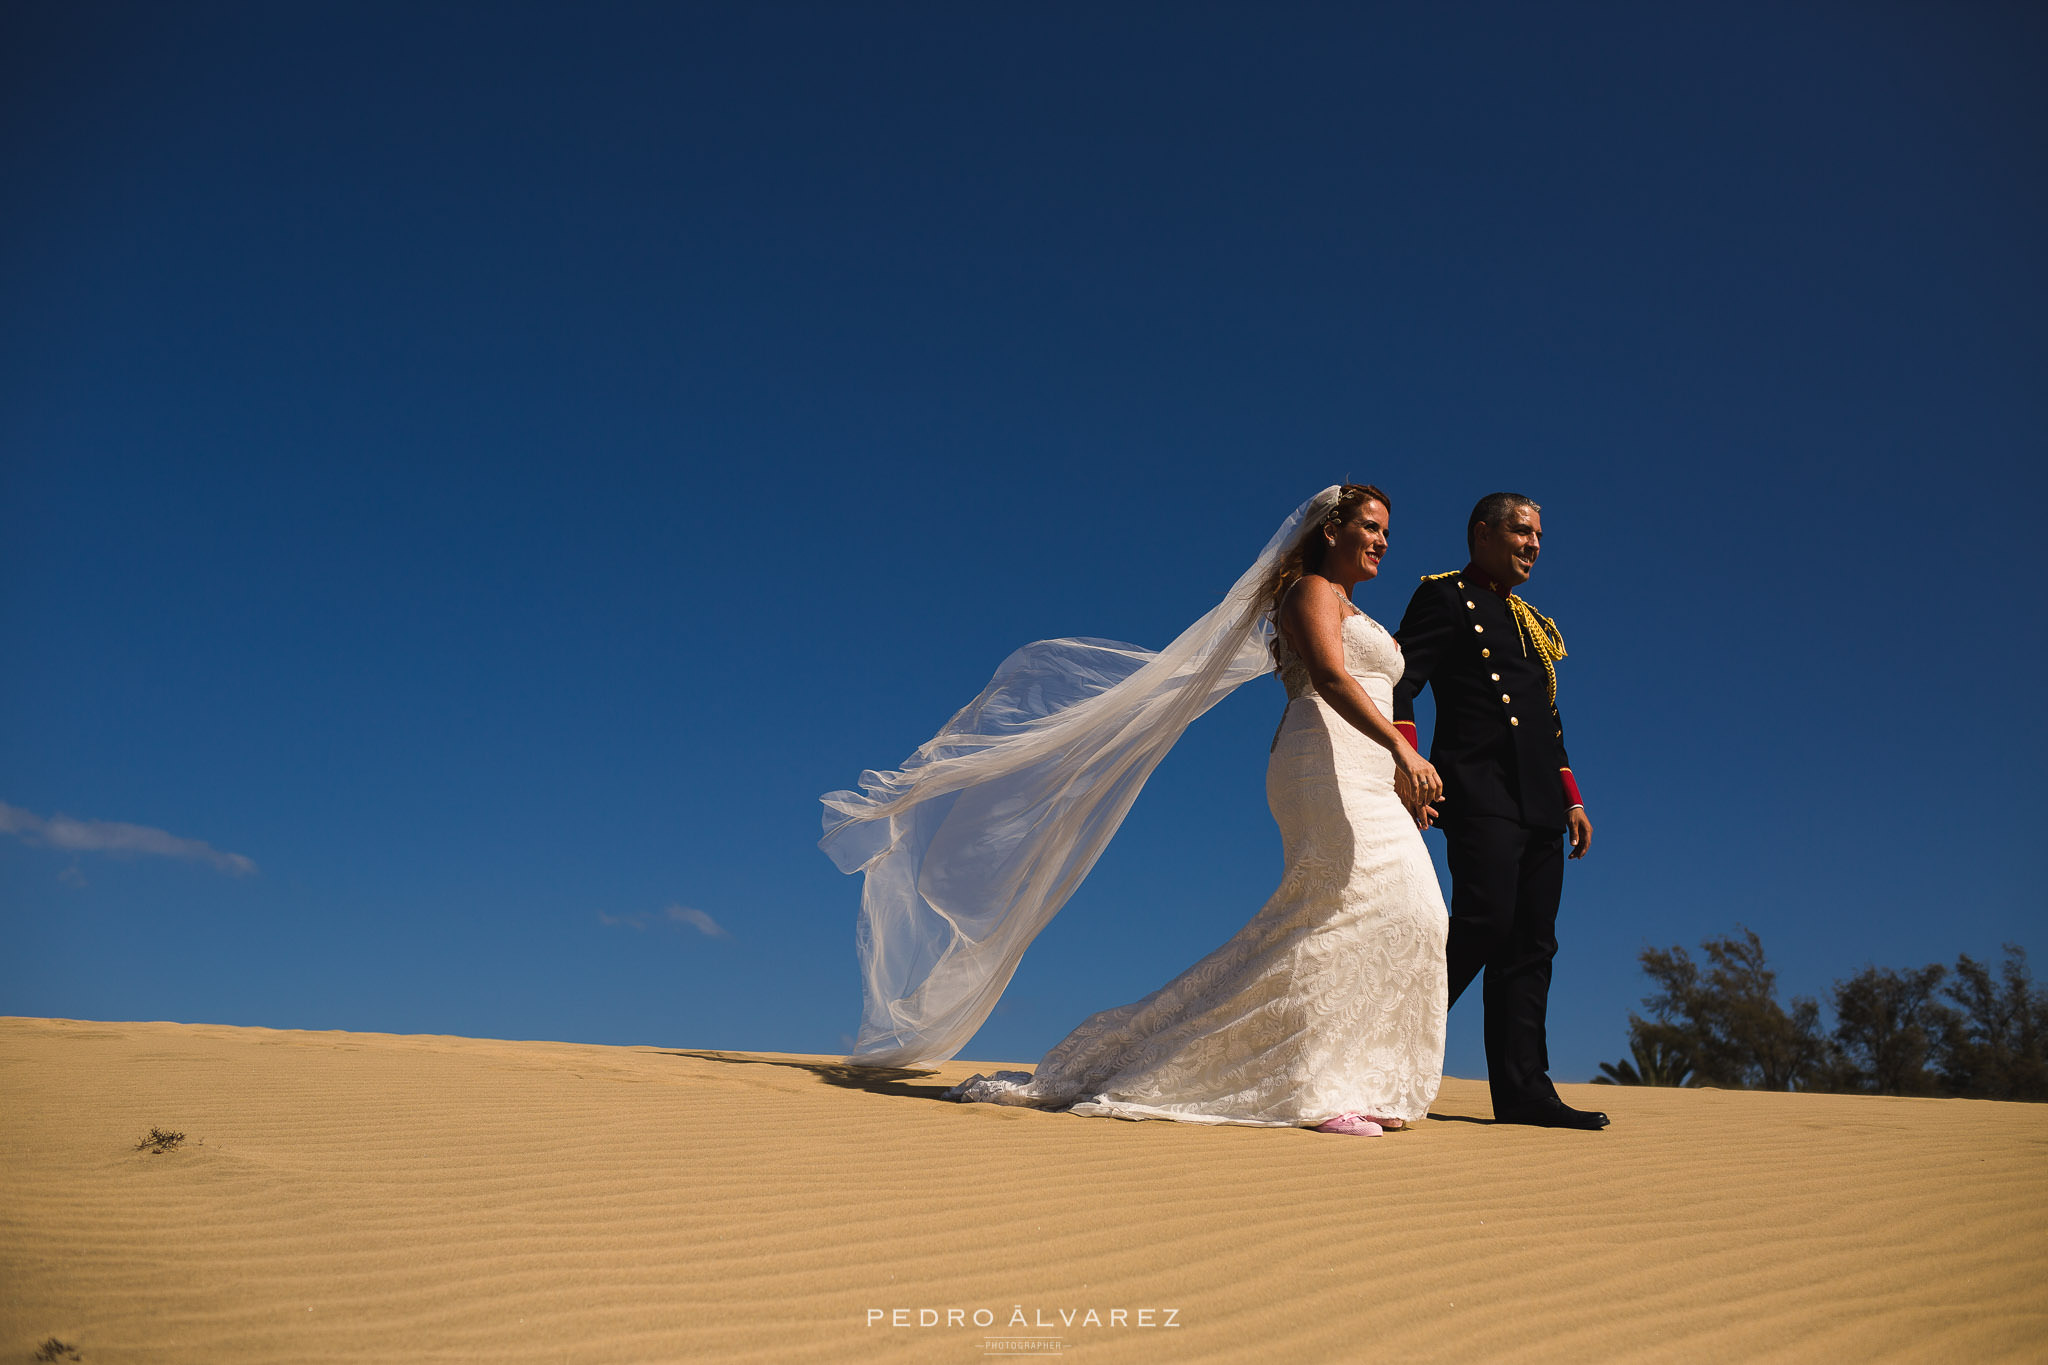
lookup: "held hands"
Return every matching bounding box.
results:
[1393,749,1443,832]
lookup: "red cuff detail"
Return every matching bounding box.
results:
[1394,721,1419,750]
[1559,768,1583,808]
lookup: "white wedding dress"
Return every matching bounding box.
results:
[948,607,1449,1126]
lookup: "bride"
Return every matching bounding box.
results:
[820,485,1450,1135]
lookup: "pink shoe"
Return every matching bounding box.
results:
[1313,1113,1384,1136]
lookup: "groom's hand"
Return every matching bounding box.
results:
[1567,807,1593,859]
[1394,771,1439,831]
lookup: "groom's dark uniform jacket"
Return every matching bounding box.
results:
[1390,570,1575,831]
[1392,567,1581,1114]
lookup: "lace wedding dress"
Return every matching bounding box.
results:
[948,607,1449,1126]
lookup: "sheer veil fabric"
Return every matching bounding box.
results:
[820,487,1344,1068]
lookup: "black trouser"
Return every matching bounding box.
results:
[1442,815,1566,1113]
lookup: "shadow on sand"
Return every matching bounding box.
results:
[663,1051,1505,1122]
[659,1049,956,1102]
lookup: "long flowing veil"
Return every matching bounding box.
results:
[819,486,1343,1068]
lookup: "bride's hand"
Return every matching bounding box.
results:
[1394,749,1443,810]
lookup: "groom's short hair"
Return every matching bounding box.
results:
[1467,492,1539,553]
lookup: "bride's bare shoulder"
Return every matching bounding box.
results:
[1278,575,1351,661]
[1282,574,1349,619]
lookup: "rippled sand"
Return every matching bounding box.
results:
[3,1016,2043,1362]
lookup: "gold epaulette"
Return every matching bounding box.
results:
[1419,569,1462,582]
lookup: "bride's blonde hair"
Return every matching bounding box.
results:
[1266,483,1392,620]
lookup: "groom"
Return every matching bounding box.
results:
[1392,493,1607,1130]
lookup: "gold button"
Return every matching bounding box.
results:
[1510,717,1520,726]
[1481,648,1490,657]
[1457,581,1464,589]
[1473,624,1483,633]
[1501,694,1511,703]
[1490,672,1500,681]
[1466,600,1476,609]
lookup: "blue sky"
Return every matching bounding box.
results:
[4,3,2043,1084]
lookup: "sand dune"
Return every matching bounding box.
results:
[2,1017,2043,1363]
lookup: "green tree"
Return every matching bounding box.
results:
[1830,963,1950,1095]
[1632,926,1831,1091]
[1932,945,2048,1102]
[1592,1031,1694,1086]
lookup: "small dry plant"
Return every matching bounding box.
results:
[133,1127,186,1154]
[34,1338,82,1362]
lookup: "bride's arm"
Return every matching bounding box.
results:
[1278,579,1444,816]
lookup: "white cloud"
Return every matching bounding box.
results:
[0,801,257,876]
[666,905,731,939]
[596,905,732,940]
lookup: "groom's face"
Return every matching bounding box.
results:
[1476,506,1543,588]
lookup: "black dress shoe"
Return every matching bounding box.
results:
[1492,1098,1609,1130]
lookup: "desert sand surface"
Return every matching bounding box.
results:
[2,1017,2044,1364]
